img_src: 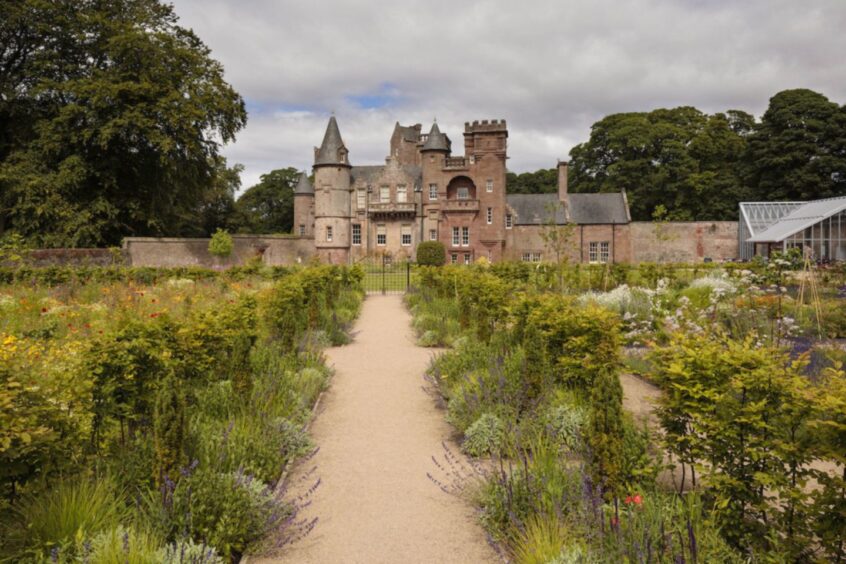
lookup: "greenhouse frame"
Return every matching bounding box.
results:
[742,195,846,261]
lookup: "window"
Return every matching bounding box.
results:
[326,225,333,242]
[589,241,610,263]
[397,184,407,203]
[451,253,458,264]
[299,224,305,236]
[521,252,541,263]
[357,190,366,210]
[457,187,470,200]
[505,214,513,229]
[429,229,437,241]
[464,253,471,265]
[377,224,386,246]
[352,224,361,245]
[486,207,493,224]
[486,179,493,192]
[452,227,460,246]
[401,224,412,246]
[429,183,438,200]
[380,185,390,203]
[461,227,470,246]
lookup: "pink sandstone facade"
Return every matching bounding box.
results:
[119,117,740,268]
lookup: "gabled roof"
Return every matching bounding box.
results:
[505,193,630,225]
[314,116,349,166]
[739,201,802,238]
[747,195,846,243]
[421,122,450,152]
[293,172,313,195]
[569,193,630,224]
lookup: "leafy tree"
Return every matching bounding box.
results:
[505,168,557,194]
[233,167,299,234]
[0,0,246,246]
[538,202,576,291]
[569,107,752,221]
[743,88,846,202]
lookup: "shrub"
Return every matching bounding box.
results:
[545,402,588,453]
[416,241,446,266]
[208,229,234,258]
[463,413,505,457]
[171,468,283,559]
[2,477,129,560]
[86,524,165,564]
[161,538,224,563]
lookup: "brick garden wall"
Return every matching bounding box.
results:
[122,235,315,268]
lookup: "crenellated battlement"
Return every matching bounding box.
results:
[464,119,507,133]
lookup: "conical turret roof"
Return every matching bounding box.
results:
[314,116,350,166]
[293,171,314,195]
[421,122,450,152]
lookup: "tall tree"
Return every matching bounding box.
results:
[0,0,246,246]
[505,168,557,194]
[569,107,751,221]
[743,89,846,202]
[233,167,299,234]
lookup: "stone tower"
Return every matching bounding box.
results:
[292,172,314,237]
[464,119,508,261]
[313,116,352,264]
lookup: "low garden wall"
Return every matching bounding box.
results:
[122,235,315,268]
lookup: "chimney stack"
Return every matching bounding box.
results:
[557,160,569,204]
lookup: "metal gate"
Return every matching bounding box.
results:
[358,256,411,295]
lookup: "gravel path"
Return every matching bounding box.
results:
[254,295,498,564]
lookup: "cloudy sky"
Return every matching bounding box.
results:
[170,0,846,191]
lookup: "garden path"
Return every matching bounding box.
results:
[254,295,498,564]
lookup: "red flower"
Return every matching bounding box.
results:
[624,496,633,505]
[41,307,48,313]
[150,313,159,318]
[633,494,643,505]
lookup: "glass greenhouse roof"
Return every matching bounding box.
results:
[746,196,846,243]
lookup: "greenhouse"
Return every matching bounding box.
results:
[743,195,846,261]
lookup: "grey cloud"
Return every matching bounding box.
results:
[171,0,846,190]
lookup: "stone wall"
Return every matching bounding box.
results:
[626,221,738,263]
[504,221,739,263]
[122,235,314,268]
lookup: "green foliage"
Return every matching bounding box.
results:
[86,525,165,564]
[169,469,282,559]
[569,106,752,221]
[153,372,187,488]
[0,0,247,246]
[232,167,299,234]
[208,229,234,258]
[2,476,129,561]
[744,88,846,202]
[587,365,625,498]
[462,413,505,457]
[415,241,446,266]
[505,168,558,194]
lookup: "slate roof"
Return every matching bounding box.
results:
[747,195,846,243]
[506,193,630,225]
[293,172,314,195]
[350,165,422,187]
[421,122,450,152]
[315,116,348,166]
